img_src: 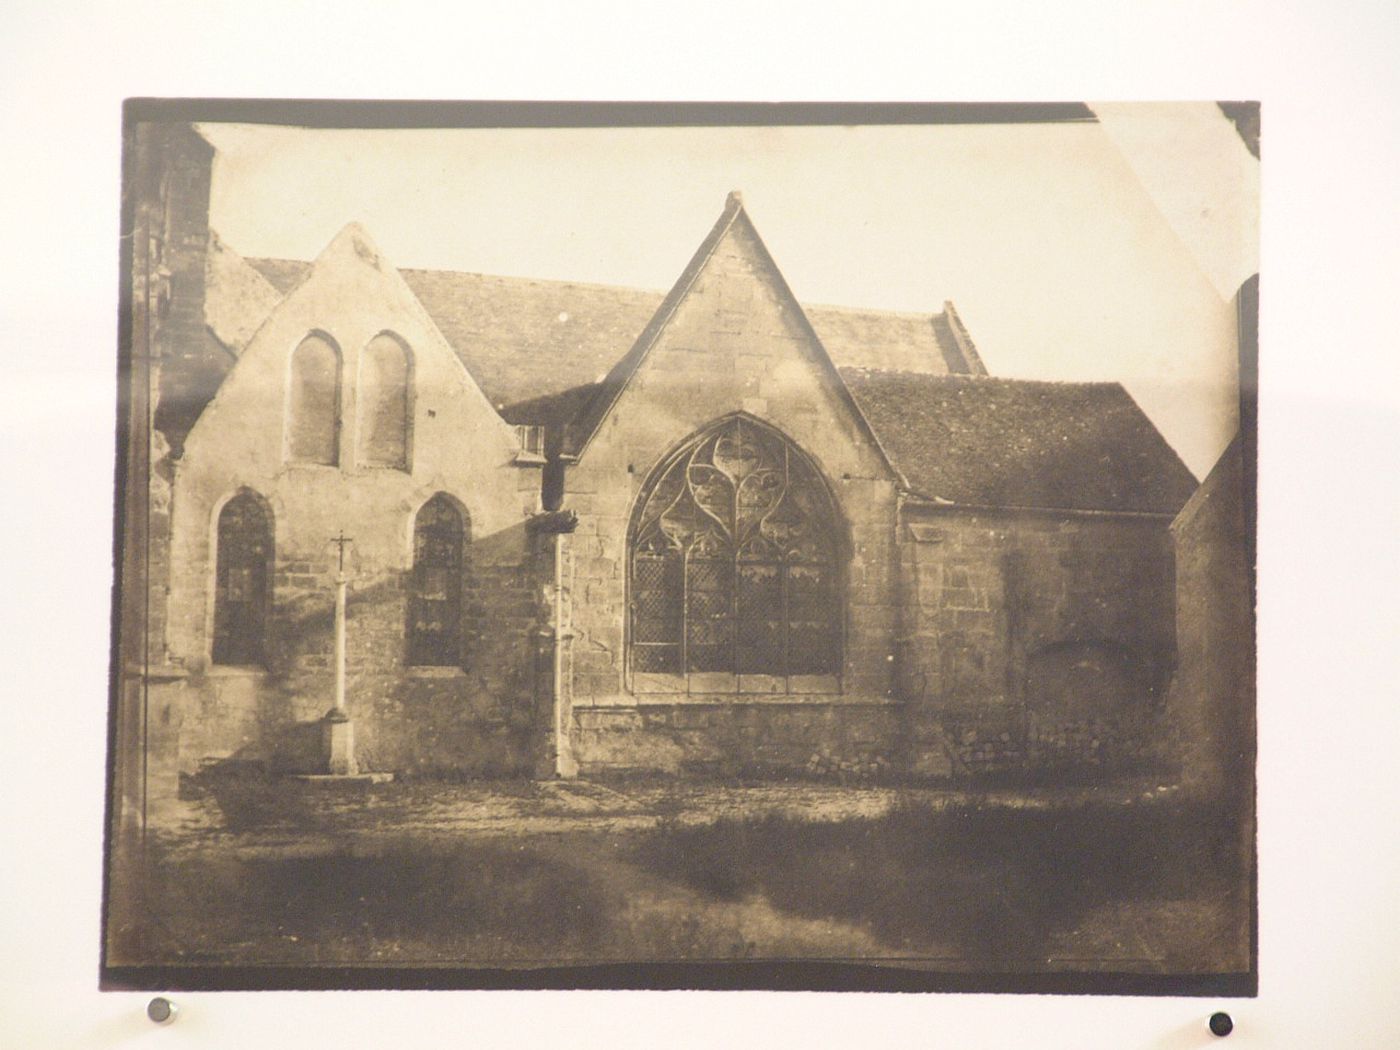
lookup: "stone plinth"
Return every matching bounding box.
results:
[322,708,359,776]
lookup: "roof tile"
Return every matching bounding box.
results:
[245,257,975,419]
[839,368,1199,513]
[233,249,1193,514]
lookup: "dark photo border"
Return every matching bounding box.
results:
[103,99,1257,997]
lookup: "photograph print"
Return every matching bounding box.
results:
[104,101,1257,993]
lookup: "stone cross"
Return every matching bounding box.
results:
[324,533,358,773]
[330,530,354,575]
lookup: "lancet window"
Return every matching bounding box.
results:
[212,490,273,666]
[408,494,466,667]
[358,332,411,469]
[287,333,341,465]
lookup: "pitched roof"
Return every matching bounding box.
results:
[559,193,903,476]
[225,227,1195,515]
[839,368,1199,514]
[1172,431,1244,534]
[245,246,982,427]
[205,232,282,352]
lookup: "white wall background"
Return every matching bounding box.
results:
[1,2,1397,1047]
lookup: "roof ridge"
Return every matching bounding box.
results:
[803,300,945,320]
[398,267,669,298]
[562,193,907,487]
[246,255,956,316]
[839,366,1126,388]
[562,193,748,458]
[246,255,668,297]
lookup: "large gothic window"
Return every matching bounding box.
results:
[409,494,466,667]
[287,333,341,464]
[212,491,273,666]
[630,417,842,689]
[358,332,411,469]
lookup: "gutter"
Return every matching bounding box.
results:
[900,494,1179,522]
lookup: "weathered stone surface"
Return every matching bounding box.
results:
[561,202,903,774]
[119,136,1199,802]
[899,506,1178,775]
[1169,437,1254,798]
[162,221,544,782]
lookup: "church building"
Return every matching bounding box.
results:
[114,123,1202,818]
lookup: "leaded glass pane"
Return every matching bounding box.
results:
[633,554,682,643]
[226,566,253,603]
[685,558,733,672]
[788,620,839,675]
[633,644,681,674]
[736,562,784,675]
[629,417,842,683]
[409,495,464,667]
[213,492,272,666]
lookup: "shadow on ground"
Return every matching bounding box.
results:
[627,798,1247,970]
[140,840,616,964]
[127,773,1249,974]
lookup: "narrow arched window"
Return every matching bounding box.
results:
[409,494,465,666]
[630,416,842,689]
[212,491,273,666]
[287,333,341,464]
[358,333,411,469]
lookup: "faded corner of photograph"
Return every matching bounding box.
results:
[104,102,1257,992]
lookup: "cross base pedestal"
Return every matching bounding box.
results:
[321,708,359,776]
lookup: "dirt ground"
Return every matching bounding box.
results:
[157,773,1182,857]
[117,774,1250,978]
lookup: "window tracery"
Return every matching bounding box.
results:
[630,417,841,685]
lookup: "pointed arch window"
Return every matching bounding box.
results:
[630,417,842,691]
[287,333,341,464]
[409,494,466,667]
[358,332,411,469]
[212,491,273,666]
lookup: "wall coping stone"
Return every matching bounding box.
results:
[578,696,903,709]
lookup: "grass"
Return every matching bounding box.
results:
[124,781,1249,973]
[138,839,619,965]
[629,798,1247,968]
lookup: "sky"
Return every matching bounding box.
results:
[200,107,1258,478]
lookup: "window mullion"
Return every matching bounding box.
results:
[680,547,690,675]
[729,531,739,680]
[780,443,790,684]
[780,560,790,687]
[632,418,840,689]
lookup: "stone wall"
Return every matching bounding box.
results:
[114,122,220,842]
[560,207,905,775]
[126,123,220,674]
[121,140,1198,799]
[161,223,547,785]
[110,124,220,962]
[573,703,901,778]
[170,530,542,779]
[1169,438,1254,799]
[898,505,1178,777]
